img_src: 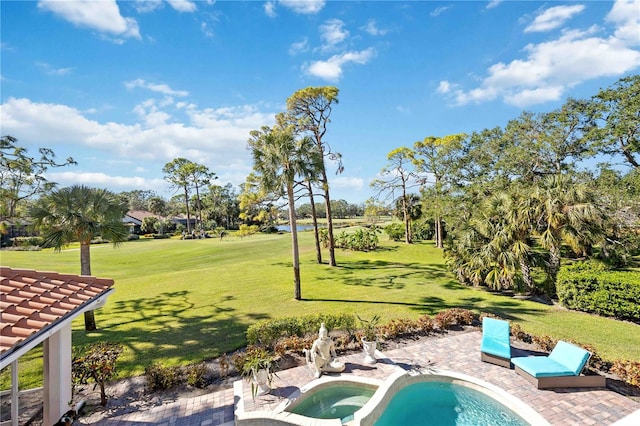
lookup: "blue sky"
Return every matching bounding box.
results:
[1,0,639,204]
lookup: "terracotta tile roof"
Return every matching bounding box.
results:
[0,267,114,355]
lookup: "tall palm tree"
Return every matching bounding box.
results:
[248,126,318,300]
[29,185,129,330]
[533,175,603,293]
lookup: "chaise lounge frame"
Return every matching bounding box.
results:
[513,365,606,389]
[511,340,606,390]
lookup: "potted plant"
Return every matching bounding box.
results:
[235,346,277,398]
[357,314,380,364]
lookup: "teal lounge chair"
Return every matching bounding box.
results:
[480,317,511,368]
[511,340,606,389]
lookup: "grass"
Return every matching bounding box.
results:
[2,230,639,390]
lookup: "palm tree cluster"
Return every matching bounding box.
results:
[244,87,341,300]
[371,75,638,297]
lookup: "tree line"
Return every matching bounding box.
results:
[371,75,639,297]
[1,75,638,314]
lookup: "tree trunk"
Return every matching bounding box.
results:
[184,186,191,234]
[402,183,411,244]
[320,167,336,266]
[80,241,97,331]
[435,214,443,248]
[287,184,301,300]
[548,245,561,296]
[307,181,322,264]
[435,175,443,248]
[520,259,534,295]
[195,182,203,231]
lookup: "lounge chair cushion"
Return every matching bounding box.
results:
[511,356,575,378]
[511,340,591,378]
[548,341,590,376]
[480,317,511,359]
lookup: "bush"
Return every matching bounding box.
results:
[72,342,123,406]
[416,315,434,334]
[434,310,455,330]
[557,265,640,321]
[531,335,557,352]
[12,236,45,248]
[611,360,640,387]
[335,227,380,251]
[144,363,181,392]
[246,313,356,348]
[379,318,419,340]
[384,223,405,242]
[186,363,209,388]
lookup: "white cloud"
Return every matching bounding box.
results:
[430,6,451,17]
[279,0,325,15]
[36,62,73,76]
[201,22,214,38]
[46,171,167,193]
[0,97,276,187]
[38,0,140,40]
[167,0,197,13]
[264,1,277,18]
[486,1,504,10]
[320,19,349,51]
[606,0,640,46]
[305,48,375,81]
[289,38,309,55]
[330,176,364,191]
[125,79,189,97]
[133,0,164,13]
[437,81,452,94]
[361,19,387,36]
[441,2,640,108]
[525,4,585,33]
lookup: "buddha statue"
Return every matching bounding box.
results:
[304,323,345,378]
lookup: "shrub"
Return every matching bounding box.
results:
[144,363,181,392]
[611,360,640,387]
[416,315,434,334]
[247,313,356,348]
[557,266,640,321]
[531,335,557,352]
[384,223,405,242]
[186,363,209,388]
[218,354,230,378]
[72,342,123,406]
[13,236,45,248]
[434,310,455,330]
[447,308,475,325]
[379,318,419,340]
[510,323,532,343]
[274,335,315,356]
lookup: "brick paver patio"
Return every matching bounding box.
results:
[92,331,639,425]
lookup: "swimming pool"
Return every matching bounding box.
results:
[355,370,549,426]
[373,381,527,425]
[235,370,550,426]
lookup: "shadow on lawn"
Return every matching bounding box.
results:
[313,259,451,290]
[75,290,254,375]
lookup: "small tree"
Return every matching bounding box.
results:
[72,342,123,406]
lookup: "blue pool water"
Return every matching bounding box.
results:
[374,381,528,426]
[288,384,376,423]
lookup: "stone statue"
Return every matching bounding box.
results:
[304,323,345,378]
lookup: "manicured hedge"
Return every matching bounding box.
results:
[246,313,357,347]
[557,266,640,322]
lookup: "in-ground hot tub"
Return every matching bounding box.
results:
[282,377,380,424]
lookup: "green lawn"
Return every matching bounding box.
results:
[2,230,639,389]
